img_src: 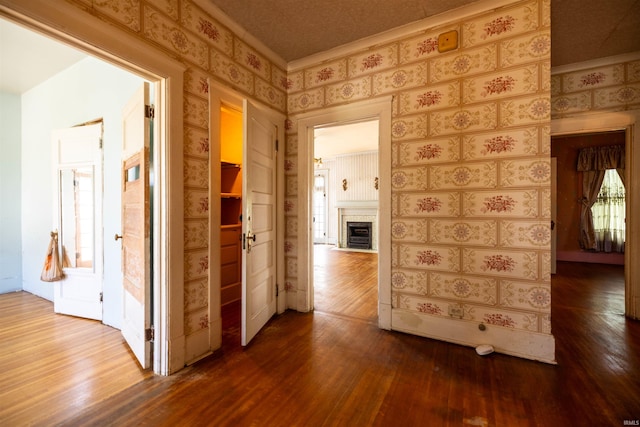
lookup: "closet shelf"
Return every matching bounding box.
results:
[221,161,241,168]
[221,193,241,199]
[221,224,241,230]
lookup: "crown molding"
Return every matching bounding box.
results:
[192,0,287,70]
[287,0,518,72]
[551,51,640,75]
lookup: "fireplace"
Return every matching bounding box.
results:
[347,221,372,249]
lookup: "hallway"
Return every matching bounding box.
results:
[0,261,637,426]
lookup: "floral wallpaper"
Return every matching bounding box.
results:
[286,0,553,341]
[551,56,640,118]
[55,0,555,361]
[65,0,289,359]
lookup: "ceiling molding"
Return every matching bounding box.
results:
[551,50,640,75]
[287,0,518,72]
[192,0,287,69]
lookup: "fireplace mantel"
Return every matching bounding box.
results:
[337,203,378,251]
[335,200,378,208]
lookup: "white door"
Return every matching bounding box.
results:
[52,123,103,320]
[119,83,152,368]
[241,100,278,345]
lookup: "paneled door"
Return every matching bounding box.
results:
[52,123,103,320]
[119,83,152,368]
[241,100,278,346]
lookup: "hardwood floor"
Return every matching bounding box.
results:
[0,291,153,426]
[313,244,377,322]
[1,260,639,426]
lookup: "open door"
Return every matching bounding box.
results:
[241,100,278,345]
[52,123,103,320]
[119,83,152,368]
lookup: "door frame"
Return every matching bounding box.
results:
[209,82,286,353]
[296,97,393,329]
[551,110,640,319]
[1,1,186,374]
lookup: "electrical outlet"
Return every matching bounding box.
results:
[448,305,464,318]
[438,30,458,53]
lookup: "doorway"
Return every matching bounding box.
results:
[208,82,285,357]
[296,97,393,328]
[551,111,640,320]
[312,121,379,320]
[551,131,627,312]
[1,5,185,374]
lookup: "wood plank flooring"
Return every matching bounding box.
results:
[0,291,153,426]
[1,259,639,426]
[313,244,377,322]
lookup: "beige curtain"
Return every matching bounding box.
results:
[592,170,625,252]
[577,145,625,251]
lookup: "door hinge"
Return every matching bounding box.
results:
[275,138,279,152]
[99,292,103,303]
[145,104,155,119]
[276,283,279,297]
[145,325,155,342]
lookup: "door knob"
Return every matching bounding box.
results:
[115,233,123,241]
[244,231,256,252]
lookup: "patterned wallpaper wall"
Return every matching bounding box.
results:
[58,0,554,361]
[285,0,554,349]
[551,55,640,119]
[65,0,290,361]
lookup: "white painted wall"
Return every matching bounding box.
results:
[0,92,23,294]
[335,151,379,203]
[322,152,379,246]
[20,56,145,328]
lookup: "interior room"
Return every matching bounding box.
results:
[1,0,639,424]
[312,120,380,319]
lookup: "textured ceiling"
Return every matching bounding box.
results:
[207,0,480,62]
[207,0,640,65]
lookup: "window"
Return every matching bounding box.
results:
[591,169,625,253]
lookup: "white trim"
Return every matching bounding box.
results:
[288,0,519,71]
[392,310,556,364]
[191,0,287,69]
[552,110,640,320]
[335,200,379,208]
[207,83,244,362]
[208,82,286,359]
[1,0,186,375]
[551,51,640,75]
[296,97,393,329]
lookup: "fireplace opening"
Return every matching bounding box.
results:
[347,221,372,249]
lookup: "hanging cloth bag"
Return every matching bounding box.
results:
[40,231,64,282]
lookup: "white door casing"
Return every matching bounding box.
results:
[551,157,557,274]
[4,0,186,374]
[552,111,640,319]
[296,97,393,328]
[241,99,278,346]
[119,82,152,368]
[209,82,285,354]
[52,123,104,321]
